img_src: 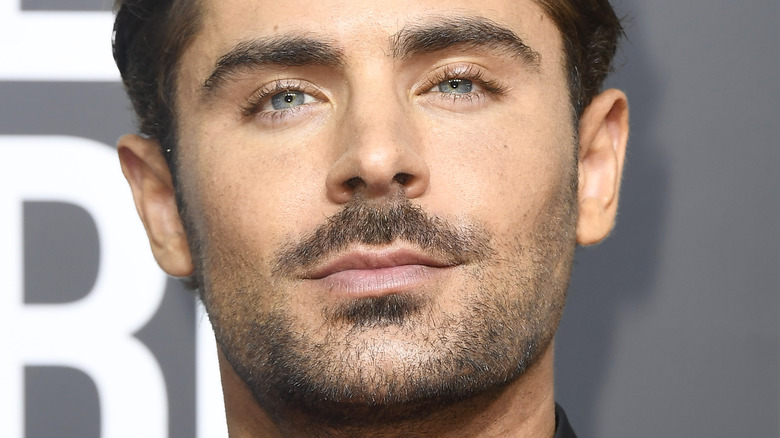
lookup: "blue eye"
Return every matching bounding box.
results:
[271,90,307,110]
[438,79,473,94]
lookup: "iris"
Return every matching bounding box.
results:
[438,78,473,93]
[271,90,307,110]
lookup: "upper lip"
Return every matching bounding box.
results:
[302,245,456,280]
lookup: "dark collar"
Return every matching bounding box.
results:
[554,404,578,438]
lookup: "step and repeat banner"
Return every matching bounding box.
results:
[1,1,777,437]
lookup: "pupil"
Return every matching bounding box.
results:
[285,93,294,103]
[450,80,460,89]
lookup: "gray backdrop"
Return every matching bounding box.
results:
[2,0,777,437]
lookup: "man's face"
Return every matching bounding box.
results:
[173,0,577,420]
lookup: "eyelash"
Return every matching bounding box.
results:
[422,64,508,101]
[239,64,506,121]
[240,79,321,119]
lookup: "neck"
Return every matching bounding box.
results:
[218,343,557,438]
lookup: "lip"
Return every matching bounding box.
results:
[302,246,457,297]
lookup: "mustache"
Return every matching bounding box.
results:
[274,198,492,275]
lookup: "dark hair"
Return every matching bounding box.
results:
[535,0,624,115]
[113,0,623,161]
[113,0,201,169]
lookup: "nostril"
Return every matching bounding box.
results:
[344,176,364,190]
[394,172,412,185]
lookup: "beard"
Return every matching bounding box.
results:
[188,171,577,426]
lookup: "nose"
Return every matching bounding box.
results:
[325,97,430,204]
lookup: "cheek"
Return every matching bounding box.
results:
[420,106,576,236]
[176,128,331,264]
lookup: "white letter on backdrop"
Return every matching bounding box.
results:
[0,136,168,437]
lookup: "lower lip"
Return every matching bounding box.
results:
[310,265,443,297]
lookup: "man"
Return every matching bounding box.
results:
[113,0,628,435]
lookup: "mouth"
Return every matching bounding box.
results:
[301,245,459,297]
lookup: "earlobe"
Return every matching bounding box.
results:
[576,88,629,245]
[118,134,194,276]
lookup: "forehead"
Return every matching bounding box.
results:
[199,0,549,33]
[183,0,563,74]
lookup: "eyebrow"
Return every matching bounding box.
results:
[202,36,345,96]
[201,16,540,97]
[390,16,542,67]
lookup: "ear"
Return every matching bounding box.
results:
[118,134,194,276]
[576,88,629,245]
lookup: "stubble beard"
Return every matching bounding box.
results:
[187,168,578,427]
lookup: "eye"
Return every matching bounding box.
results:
[420,64,506,103]
[240,79,325,120]
[437,78,474,94]
[267,90,317,111]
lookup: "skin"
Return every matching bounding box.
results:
[117,0,629,436]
